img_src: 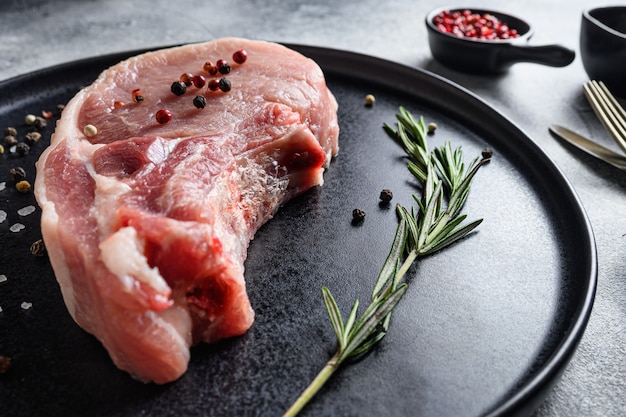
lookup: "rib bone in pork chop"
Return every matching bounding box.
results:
[34,38,339,384]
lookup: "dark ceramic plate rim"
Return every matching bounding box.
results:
[0,43,597,416]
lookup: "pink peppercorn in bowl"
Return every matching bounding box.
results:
[425,7,575,73]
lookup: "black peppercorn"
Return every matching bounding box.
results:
[33,116,47,129]
[30,239,47,257]
[170,81,187,96]
[24,131,41,145]
[10,167,26,182]
[15,142,30,156]
[193,95,207,109]
[218,78,231,92]
[218,63,231,74]
[4,127,17,137]
[379,189,393,203]
[352,208,366,222]
[3,135,17,146]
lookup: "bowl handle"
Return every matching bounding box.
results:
[502,44,576,67]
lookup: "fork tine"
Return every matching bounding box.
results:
[598,80,626,122]
[583,80,626,153]
[583,81,626,151]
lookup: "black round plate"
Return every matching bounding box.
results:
[0,44,596,417]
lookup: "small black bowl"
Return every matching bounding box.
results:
[580,6,626,98]
[426,7,575,74]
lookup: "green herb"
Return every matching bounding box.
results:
[283,107,491,417]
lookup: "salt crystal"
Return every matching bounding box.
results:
[21,301,32,310]
[10,223,25,232]
[17,205,36,216]
[0,274,7,283]
[0,306,3,313]
[0,210,6,224]
[0,182,5,191]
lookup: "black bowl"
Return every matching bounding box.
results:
[580,6,626,97]
[426,7,575,73]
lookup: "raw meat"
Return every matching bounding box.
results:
[34,38,339,384]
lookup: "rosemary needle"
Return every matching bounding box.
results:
[283,107,491,417]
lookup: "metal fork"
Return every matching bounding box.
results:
[583,80,626,154]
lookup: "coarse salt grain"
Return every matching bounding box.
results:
[17,205,36,216]
[21,301,32,310]
[0,182,5,191]
[9,223,25,233]
[0,274,7,283]
[0,306,3,313]
[0,210,6,224]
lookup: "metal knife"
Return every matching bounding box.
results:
[549,124,626,171]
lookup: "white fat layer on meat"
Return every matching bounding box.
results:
[99,226,170,295]
[79,141,114,236]
[77,138,101,159]
[155,301,193,349]
[33,92,91,321]
[40,205,79,319]
[88,166,132,237]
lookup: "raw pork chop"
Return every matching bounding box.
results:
[34,38,339,384]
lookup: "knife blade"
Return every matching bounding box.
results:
[549,124,626,171]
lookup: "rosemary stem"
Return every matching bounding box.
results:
[421,213,450,253]
[394,250,418,287]
[283,352,341,417]
[376,249,418,301]
[429,213,450,240]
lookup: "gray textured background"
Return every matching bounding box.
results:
[0,0,624,416]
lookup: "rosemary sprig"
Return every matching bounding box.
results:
[283,107,491,417]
